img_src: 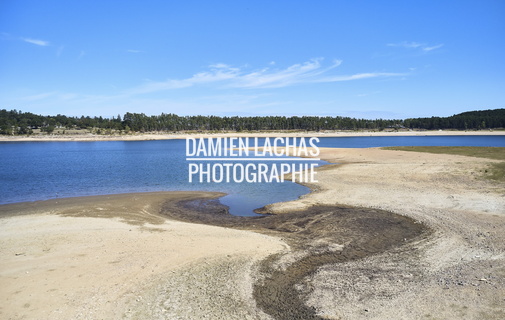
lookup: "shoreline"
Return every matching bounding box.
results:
[269,147,505,319]
[1,147,504,318]
[0,129,504,142]
[0,189,427,320]
[0,191,288,319]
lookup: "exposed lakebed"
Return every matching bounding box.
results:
[167,196,428,320]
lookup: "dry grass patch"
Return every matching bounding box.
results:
[382,146,505,182]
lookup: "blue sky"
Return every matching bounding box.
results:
[0,1,504,119]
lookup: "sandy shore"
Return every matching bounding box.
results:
[0,192,286,319]
[1,147,505,319]
[0,129,504,142]
[268,148,505,319]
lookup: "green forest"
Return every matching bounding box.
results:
[0,108,504,135]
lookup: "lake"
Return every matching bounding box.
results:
[0,135,503,216]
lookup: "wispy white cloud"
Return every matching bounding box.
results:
[209,63,234,69]
[22,37,50,46]
[20,91,89,103]
[12,90,285,117]
[387,41,444,52]
[357,90,381,97]
[1,32,13,40]
[129,58,402,94]
[422,44,444,52]
[13,58,407,118]
[20,91,59,101]
[387,41,423,49]
[316,72,404,83]
[232,58,341,88]
[130,64,240,94]
[127,49,144,53]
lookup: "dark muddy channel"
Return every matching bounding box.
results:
[162,198,428,320]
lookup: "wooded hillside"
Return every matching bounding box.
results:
[1,108,503,135]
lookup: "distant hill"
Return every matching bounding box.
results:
[404,108,505,130]
[1,108,504,135]
[456,109,505,117]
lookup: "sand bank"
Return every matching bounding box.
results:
[0,192,286,319]
[267,147,505,319]
[0,129,504,142]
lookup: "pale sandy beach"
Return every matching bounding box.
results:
[0,192,286,319]
[269,147,505,319]
[1,145,504,319]
[0,129,504,142]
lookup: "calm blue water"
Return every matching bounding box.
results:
[0,139,324,216]
[316,135,505,148]
[0,135,503,216]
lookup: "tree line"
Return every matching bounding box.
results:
[1,108,504,135]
